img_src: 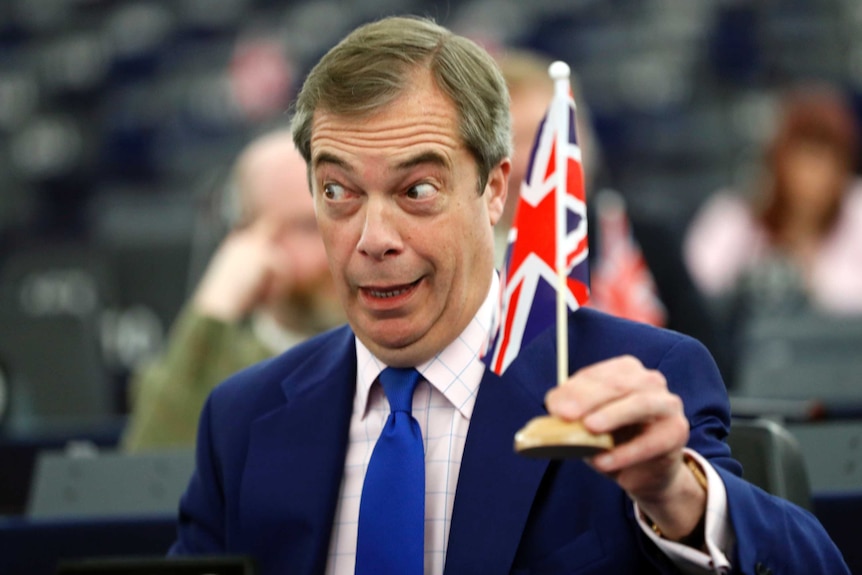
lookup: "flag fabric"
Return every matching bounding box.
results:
[589,189,667,327]
[487,64,589,375]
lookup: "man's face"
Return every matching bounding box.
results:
[247,143,342,332]
[509,87,551,200]
[309,68,508,367]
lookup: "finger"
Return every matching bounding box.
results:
[545,370,605,420]
[244,213,281,241]
[576,354,644,380]
[581,388,683,435]
[546,359,666,421]
[590,413,689,473]
[268,253,295,291]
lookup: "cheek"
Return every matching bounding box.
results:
[320,233,351,281]
[318,220,344,254]
[435,223,473,282]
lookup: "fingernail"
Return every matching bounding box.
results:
[584,412,605,431]
[555,398,580,418]
[594,453,614,468]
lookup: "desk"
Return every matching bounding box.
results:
[0,514,177,575]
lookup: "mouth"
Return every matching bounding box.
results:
[359,278,423,305]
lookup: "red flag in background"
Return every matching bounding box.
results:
[589,189,666,327]
[488,62,589,376]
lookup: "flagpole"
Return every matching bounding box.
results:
[550,61,570,387]
[511,60,614,459]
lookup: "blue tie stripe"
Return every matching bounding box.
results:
[355,367,425,575]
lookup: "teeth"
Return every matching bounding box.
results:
[369,286,410,298]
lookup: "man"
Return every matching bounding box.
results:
[121,129,343,451]
[171,16,848,574]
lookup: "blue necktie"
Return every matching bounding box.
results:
[355,367,424,575]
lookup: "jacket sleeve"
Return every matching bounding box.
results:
[719,467,850,575]
[121,306,271,451]
[659,337,850,575]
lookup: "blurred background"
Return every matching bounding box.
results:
[1,0,860,400]
[1,0,862,571]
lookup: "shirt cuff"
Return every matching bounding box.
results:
[634,448,734,574]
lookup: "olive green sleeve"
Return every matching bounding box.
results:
[120,306,272,452]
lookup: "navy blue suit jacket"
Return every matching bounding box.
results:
[171,308,848,574]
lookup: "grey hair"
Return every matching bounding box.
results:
[291,15,511,192]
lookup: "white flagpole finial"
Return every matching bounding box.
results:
[548,61,570,81]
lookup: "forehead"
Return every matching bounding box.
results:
[309,69,465,167]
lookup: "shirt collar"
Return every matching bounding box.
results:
[355,272,500,420]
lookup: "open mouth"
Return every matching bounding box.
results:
[362,278,422,300]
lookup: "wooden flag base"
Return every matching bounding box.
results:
[514,415,614,459]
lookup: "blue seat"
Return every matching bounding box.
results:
[58,555,257,574]
[0,515,177,575]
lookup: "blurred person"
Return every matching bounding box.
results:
[496,49,602,264]
[169,17,847,575]
[685,84,862,317]
[121,129,344,451]
[498,49,730,376]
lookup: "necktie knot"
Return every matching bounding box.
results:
[379,367,421,414]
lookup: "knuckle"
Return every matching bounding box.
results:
[619,354,641,370]
[666,392,684,414]
[645,369,667,389]
[607,375,628,393]
[671,413,690,441]
[674,412,688,431]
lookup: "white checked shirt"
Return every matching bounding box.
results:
[325,273,732,574]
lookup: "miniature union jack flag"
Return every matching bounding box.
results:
[590,189,666,327]
[488,62,589,375]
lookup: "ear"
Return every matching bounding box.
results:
[485,158,510,226]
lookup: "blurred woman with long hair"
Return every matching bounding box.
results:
[685,84,862,315]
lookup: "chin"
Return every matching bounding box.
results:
[359,322,421,353]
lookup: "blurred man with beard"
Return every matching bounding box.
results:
[121,129,343,451]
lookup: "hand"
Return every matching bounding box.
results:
[193,218,290,321]
[545,355,707,541]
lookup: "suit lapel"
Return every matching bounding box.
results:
[241,327,356,575]
[444,360,555,575]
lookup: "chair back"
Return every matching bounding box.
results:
[0,312,113,431]
[734,314,862,401]
[785,421,862,493]
[728,417,812,510]
[28,448,194,518]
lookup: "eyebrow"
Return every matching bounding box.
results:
[395,151,449,171]
[312,150,449,173]
[313,152,352,172]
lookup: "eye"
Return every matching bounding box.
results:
[323,182,347,200]
[405,182,437,200]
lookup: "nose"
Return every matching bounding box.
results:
[356,198,403,261]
